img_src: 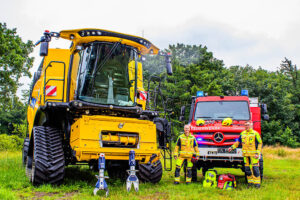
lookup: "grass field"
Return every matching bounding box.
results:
[0,146,299,200]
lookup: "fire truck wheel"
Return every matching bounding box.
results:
[259,154,264,182]
[30,126,65,185]
[138,160,162,183]
[191,165,198,182]
[202,167,208,177]
[22,137,30,166]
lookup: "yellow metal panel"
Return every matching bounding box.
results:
[59,28,159,55]
[42,49,71,104]
[128,61,146,109]
[70,115,159,163]
[69,52,80,101]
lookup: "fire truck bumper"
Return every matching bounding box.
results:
[199,147,243,162]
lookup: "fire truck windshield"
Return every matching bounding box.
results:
[194,101,250,120]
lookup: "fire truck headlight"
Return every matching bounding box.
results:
[197,137,203,141]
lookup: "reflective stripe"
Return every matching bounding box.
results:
[179,151,196,155]
[243,150,260,154]
[248,179,254,183]
[175,177,180,182]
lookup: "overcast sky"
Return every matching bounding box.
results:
[1,0,300,93]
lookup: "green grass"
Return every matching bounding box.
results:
[0,149,300,200]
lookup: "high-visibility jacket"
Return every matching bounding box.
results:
[232,129,262,156]
[174,133,200,158]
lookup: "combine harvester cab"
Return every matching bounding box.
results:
[179,90,269,181]
[23,29,173,185]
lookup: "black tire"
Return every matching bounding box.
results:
[29,126,65,185]
[138,159,163,184]
[202,167,208,177]
[22,138,30,166]
[259,154,263,182]
[191,165,198,182]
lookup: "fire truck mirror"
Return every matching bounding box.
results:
[180,106,186,116]
[179,116,185,122]
[179,106,186,121]
[260,104,268,114]
[262,114,269,121]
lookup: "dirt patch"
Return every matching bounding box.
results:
[19,191,76,200]
[263,146,300,160]
[140,192,169,200]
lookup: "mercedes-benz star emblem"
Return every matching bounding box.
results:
[213,132,224,143]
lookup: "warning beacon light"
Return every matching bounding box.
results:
[197,91,204,97]
[241,89,248,96]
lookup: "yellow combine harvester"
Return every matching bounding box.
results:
[22,28,173,185]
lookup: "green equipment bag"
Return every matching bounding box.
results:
[203,169,218,188]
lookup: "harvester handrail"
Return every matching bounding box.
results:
[43,61,66,103]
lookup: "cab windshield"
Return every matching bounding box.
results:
[194,101,250,120]
[77,42,137,106]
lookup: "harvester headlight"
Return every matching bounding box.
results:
[85,110,90,115]
[70,34,75,39]
[73,101,78,106]
[78,102,83,107]
[92,31,95,35]
[97,31,102,35]
[48,102,52,106]
[86,31,90,36]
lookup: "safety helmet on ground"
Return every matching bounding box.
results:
[222,118,232,126]
[196,119,205,126]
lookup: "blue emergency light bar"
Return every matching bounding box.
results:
[197,91,204,97]
[241,89,248,96]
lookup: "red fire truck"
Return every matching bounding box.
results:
[179,90,269,181]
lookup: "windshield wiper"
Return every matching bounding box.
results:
[196,116,212,118]
[89,41,122,94]
[216,116,233,118]
[92,41,122,77]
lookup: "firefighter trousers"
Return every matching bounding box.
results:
[244,156,261,185]
[174,157,193,183]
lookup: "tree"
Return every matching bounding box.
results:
[0,23,34,100]
[0,22,34,133]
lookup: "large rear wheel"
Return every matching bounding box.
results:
[26,126,65,185]
[138,156,162,183]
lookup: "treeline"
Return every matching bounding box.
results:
[144,44,300,147]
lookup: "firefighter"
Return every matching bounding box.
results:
[174,124,200,184]
[228,121,262,188]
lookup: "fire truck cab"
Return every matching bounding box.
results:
[180,90,268,180]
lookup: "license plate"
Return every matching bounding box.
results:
[217,148,236,154]
[208,151,217,155]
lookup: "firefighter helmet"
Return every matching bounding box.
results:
[222,118,232,126]
[196,119,205,126]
